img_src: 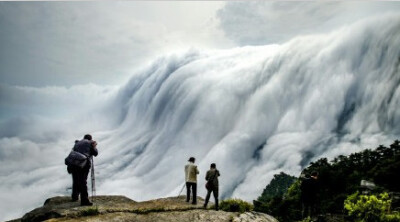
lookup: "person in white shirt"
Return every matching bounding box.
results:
[184,157,199,204]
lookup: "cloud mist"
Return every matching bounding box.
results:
[218,2,400,45]
[0,14,400,221]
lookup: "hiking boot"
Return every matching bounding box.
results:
[71,195,79,202]
[81,201,93,206]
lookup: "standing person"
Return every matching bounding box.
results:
[70,134,98,206]
[204,163,220,211]
[185,157,199,204]
[300,171,319,219]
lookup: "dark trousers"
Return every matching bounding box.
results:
[186,182,197,204]
[302,201,317,219]
[204,186,219,210]
[71,166,90,204]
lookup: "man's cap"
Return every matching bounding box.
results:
[188,157,195,162]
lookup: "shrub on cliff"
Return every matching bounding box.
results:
[344,192,400,222]
[220,199,254,213]
[80,207,99,216]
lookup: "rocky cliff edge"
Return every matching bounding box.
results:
[8,195,278,222]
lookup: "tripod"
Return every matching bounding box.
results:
[90,157,96,204]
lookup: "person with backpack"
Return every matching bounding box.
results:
[204,163,220,210]
[185,157,199,204]
[67,134,98,206]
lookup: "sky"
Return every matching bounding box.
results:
[1,2,400,87]
[0,1,229,87]
[1,2,400,221]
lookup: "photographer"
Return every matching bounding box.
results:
[69,134,98,206]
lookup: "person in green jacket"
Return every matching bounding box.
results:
[204,163,220,210]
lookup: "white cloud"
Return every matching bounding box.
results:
[0,7,400,222]
[217,2,400,45]
[0,2,231,87]
[0,83,119,141]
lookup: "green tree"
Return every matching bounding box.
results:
[254,140,400,221]
[344,192,400,222]
[257,172,297,202]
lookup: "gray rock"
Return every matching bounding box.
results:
[11,195,278,222]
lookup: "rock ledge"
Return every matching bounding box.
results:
[9,195,278,222]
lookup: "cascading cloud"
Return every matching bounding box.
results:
[0,14,399,221]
